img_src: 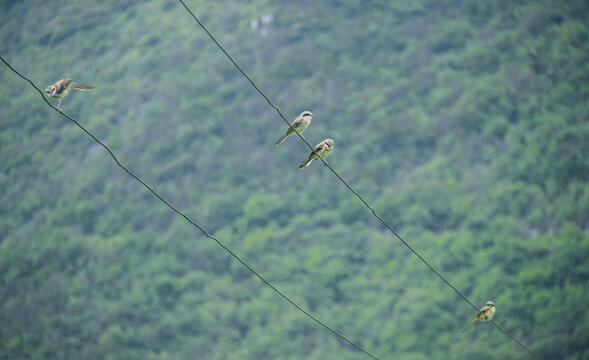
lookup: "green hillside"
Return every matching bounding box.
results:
[1,0,588,359]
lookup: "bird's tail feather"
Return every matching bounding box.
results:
[274,133,289,146]
[461,319,477,333]
[297,158,312,169]
[71,83,94,90]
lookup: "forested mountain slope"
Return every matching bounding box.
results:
[1,0,588,359]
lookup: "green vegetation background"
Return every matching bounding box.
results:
[1,0,588,359]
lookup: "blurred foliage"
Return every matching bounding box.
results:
[1,0,588,359]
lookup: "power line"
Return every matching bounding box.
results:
[0,56,379,360]
[174,2,545,359]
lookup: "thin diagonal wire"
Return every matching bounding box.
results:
[0,56,379,360]
[490,320,544,359]
[174,2,545,359]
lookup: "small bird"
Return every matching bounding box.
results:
[298,138,334,169]
[45,78,94,109]
[462,301,496,332]
[274,111,313,146]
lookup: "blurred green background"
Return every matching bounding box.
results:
[1,0,588,359]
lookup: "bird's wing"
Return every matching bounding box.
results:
[61,78,73,88]
[476,306,491,320]
[55,78,73,94]
[291,117,304,129]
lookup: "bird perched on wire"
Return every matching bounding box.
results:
[462,301,496,332]
[298,138,334,169]
[274,110,313,146]
[45,78,94,109]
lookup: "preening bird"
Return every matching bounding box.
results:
[45,78,94,109]
[274,110,313,146]
[462,301,496,332]
[297,138,334,169]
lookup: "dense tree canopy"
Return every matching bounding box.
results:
[1,0,588,359]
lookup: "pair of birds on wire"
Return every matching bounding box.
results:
[274,110,334,169]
